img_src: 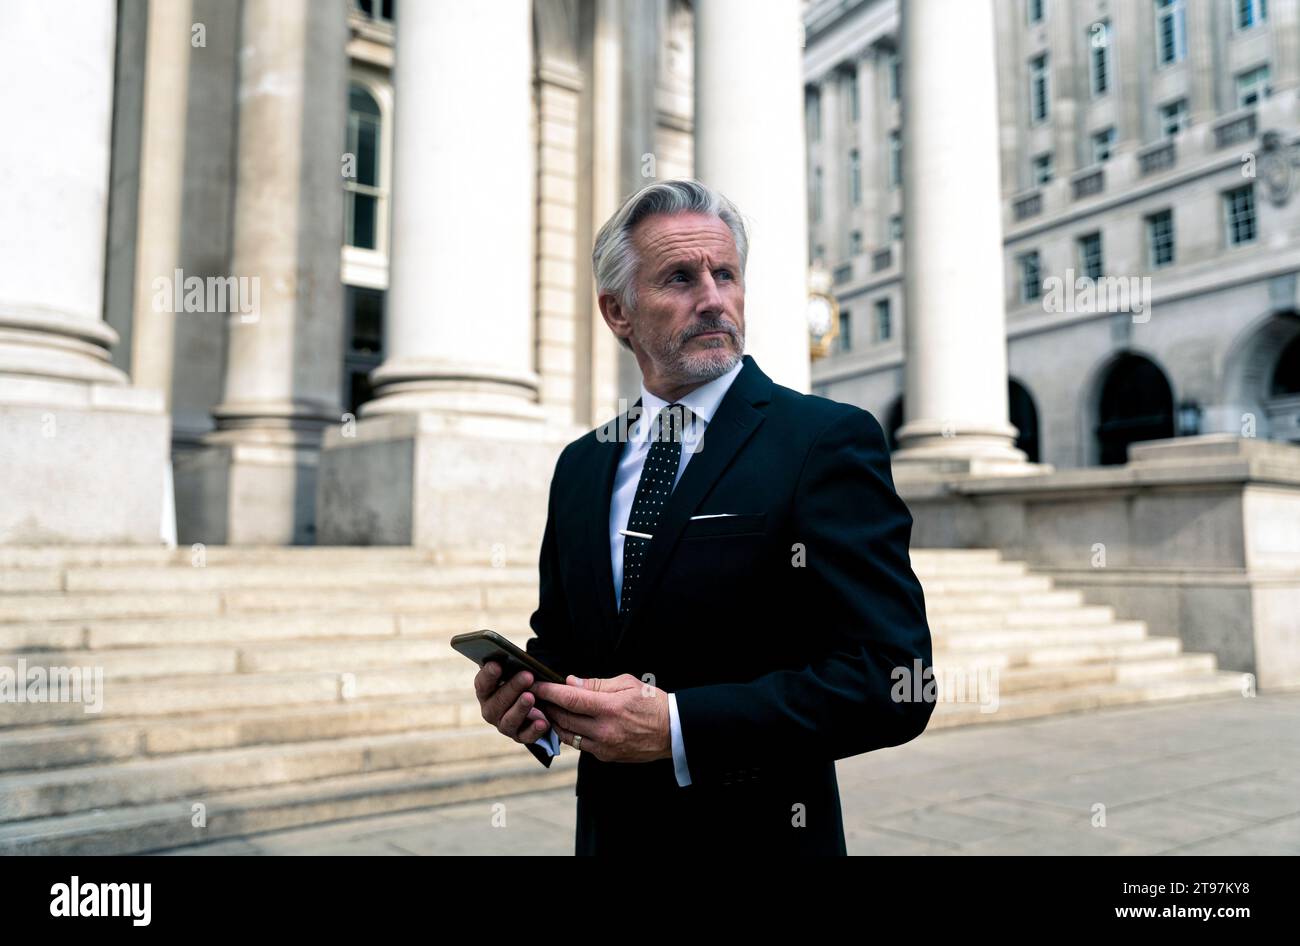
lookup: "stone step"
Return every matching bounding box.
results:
[974,654,1219,695]
[0,751,579,855]
[0,726,534,823]
[923,589,1084,613]
[931,604,1116,631]
[0,546,448,569]
[0,661,494,727]
[917,575,1054,595]
[936,636,1182,667]
[0,609,537,652]
[932,621,1149,651]
[908,549,1004,565]
[0,586,537,622]
[0,695,486,773]
[59,563,536,594]
[926,671,1249,729]
[0,630,534,682]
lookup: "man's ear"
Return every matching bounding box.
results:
[598,292,634,349]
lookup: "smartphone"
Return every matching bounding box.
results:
[450,629,565,685]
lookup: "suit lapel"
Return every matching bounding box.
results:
[611,355,773,654]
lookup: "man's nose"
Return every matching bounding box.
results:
[695,272,725,314]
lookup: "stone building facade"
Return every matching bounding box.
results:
[0,0,812,553]
[806,0,1300,470]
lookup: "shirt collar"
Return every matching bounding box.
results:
[638,357,745,435]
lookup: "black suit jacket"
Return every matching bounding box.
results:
[524,354,934,854]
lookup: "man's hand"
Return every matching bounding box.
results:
[474,661,553,747]
[530,673,671,764]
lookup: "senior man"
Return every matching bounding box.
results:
[473,179,934,855]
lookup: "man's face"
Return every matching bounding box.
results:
[608,211,745,393]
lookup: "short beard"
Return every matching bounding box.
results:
[651,322,744,385]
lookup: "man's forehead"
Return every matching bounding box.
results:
[633,212,738,263]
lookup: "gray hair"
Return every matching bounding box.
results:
[592,179,749,352]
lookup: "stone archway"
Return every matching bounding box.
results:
[1009,379,1040,464]
[1218,311,1300,441]
[1095,353,1175,466]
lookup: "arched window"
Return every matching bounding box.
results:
[1270,335,1300,396]
[1096,354,1175,465]
[345,83,385,252]
[1009,379,1041,463]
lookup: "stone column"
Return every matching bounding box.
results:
[694,0,811,393]
[1047,0,1081,175]
[818,74,844,263]
[0,1,169,544]
[317,0,563,563]
[130,0,192,406]
[175,0,347,545]
[892,0,1036,475]
[362,0,539,419]
[1271,0,1300,95]
[1186,0,1219,122]
[856,51,883,244]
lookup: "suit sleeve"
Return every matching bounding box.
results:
[672,407,935,786]
[521,446,578,768]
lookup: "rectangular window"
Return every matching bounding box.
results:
[1146,209,1175,267]
[1236,0,1268,30]
[1032,152,1054,184]
[1160,98,1189,136]
[887,52,901,102]
[1224,184,1257,245]
[1028,0,1045,24]
[1078,232,1104,279]
[1236,65,1272,107]
[849,149,862,206]
[1089,21,1111,97]
[1030,54,1050,123]
[887,130,902,189]
[874,298,892,342]
[850,230,863,256]
[343,285,385,415]
[838,310,852,352]
[1092,127,1116,164]
[847,68,860,123]
[1017,251,1042,302]
[813,167,823,222]
[889,215,903,240]
[1018,253,1041,304]
[806,87,821,142]
[353,0,394,22]
[1156,0,1187,66]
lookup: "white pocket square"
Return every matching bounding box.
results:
[689,513,740,519]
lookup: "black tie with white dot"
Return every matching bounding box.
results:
[619,402,693,617]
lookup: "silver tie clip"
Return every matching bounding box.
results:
[620,528,653,539]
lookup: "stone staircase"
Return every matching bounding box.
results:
[0,546,1247,854]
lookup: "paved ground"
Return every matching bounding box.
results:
[161,690,1300,855]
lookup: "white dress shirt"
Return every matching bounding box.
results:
[532,357,746,787]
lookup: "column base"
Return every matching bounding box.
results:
[174,434,321,546]
[316,410,571,563]
[892,420,1048,479]
[0,384,169,545]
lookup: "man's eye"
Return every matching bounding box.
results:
[669,272,688,283]
[715,270,733,280]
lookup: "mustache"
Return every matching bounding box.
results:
[681,322,737,343]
